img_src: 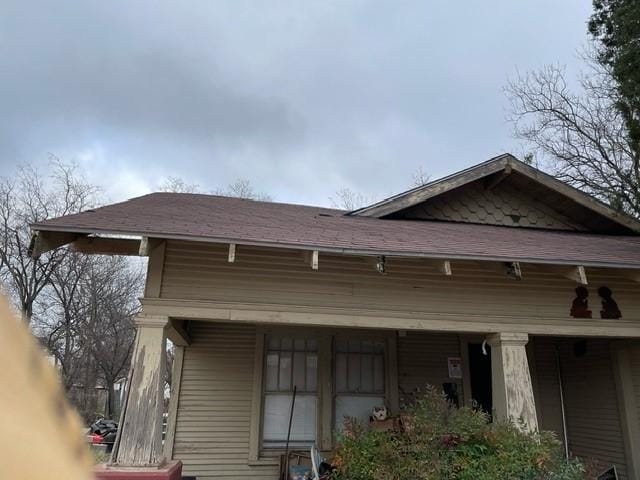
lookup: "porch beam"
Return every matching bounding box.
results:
[71,236,140,256]
[486,332,538,432]
[112,314,168,466]
[165,319,191,347]
[140,298,640,338]
[29,230,80,258]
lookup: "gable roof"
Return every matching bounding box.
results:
[350,153,640,235]
[31,192,640,269]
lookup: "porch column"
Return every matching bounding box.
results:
[486,332,538,432]
[112,314,168,466]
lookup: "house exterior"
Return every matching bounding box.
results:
[31,154,640,480]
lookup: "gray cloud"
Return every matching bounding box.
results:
[0,0,592,206]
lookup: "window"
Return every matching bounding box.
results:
[262,336,318,448]
[334,338,386,431]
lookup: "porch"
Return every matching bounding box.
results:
[162,321,640,480]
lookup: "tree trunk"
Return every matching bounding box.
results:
[106,380,116,420]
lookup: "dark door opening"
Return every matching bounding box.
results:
[468,343,492,417]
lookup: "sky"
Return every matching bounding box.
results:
[0,1,593,207]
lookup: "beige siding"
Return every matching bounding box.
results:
[559,339,628,479]
[397,331,463,405]
[159,241,640,333]
[531,337,564,437]
[173,322,279,480]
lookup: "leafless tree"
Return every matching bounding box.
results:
[411,166,431,187]
[79,256,144,418]
[506,59,640,218]
[158,176,201,194]
[215,178,272,201]
[0,157,99,323]
[329,188,374,211]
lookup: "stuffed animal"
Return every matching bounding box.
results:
[370,405,388,421]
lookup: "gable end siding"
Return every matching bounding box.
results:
[390,181,587,231]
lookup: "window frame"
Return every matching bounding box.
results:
[248,327,398,463]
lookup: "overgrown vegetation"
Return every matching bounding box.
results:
[331,387,587,480]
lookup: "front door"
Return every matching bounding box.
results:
[468,343,492,417]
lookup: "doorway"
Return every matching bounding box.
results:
[468,343,492,416]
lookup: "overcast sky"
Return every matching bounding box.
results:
[1,1,592,207]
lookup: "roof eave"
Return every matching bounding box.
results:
[30,224,640,271]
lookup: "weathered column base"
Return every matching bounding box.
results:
[95,460,182,480]
[486,332,538,432]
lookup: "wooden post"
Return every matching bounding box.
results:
[611,343,640,480]
[486,332,538,432]
[112,314,168,466]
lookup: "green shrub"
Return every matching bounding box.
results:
[331,386,587,480]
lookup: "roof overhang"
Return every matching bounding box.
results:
[29,224,640,272]
[349,153,640,235]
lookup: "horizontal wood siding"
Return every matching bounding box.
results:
[397,331,463,405]
[559,339,628,479]
[159,241,640,332]
[632,348,640,447]
[531,337,564,438]
[173,322,279,480]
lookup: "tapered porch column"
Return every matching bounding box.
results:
[112,314,168,466]
[486,332,538,432]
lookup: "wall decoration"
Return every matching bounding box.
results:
[598,286,622,319]
[447,357,462,379]
[570,286,592,318]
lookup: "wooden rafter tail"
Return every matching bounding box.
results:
[228,243,236,263]
[504,261,522,280]
[438,260,452,276]
[311,250,319,270]
[138,236,150,256]
[564,265,588,285]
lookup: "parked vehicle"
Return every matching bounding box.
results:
[89,419,118,453]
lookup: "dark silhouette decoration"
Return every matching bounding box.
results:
[570,286,592,318]
[598,286,622,319]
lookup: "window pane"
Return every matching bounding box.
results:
[265,352,279,391]
[374,355,385,393]
[335,395,385,432]
[307,339,318,351]
[294,338,306,351]
[279,351,292,390]
[348,340,361,353]
[281,337,293,351]
[263,394,316,447]
[335,338,347,353]
[306,353,317,391]
[293,352,306,391]
[348,353,361,391]
[268,336,280,350]
[361,354,373,392]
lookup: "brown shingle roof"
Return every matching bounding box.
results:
[32,192,640,269]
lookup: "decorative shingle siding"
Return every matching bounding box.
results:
[394,182,587,230]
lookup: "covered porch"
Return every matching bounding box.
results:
[150,318,640,480]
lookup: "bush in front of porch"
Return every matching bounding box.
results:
[330,386,586,480]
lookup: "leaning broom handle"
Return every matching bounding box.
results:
[283,385,297,480]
